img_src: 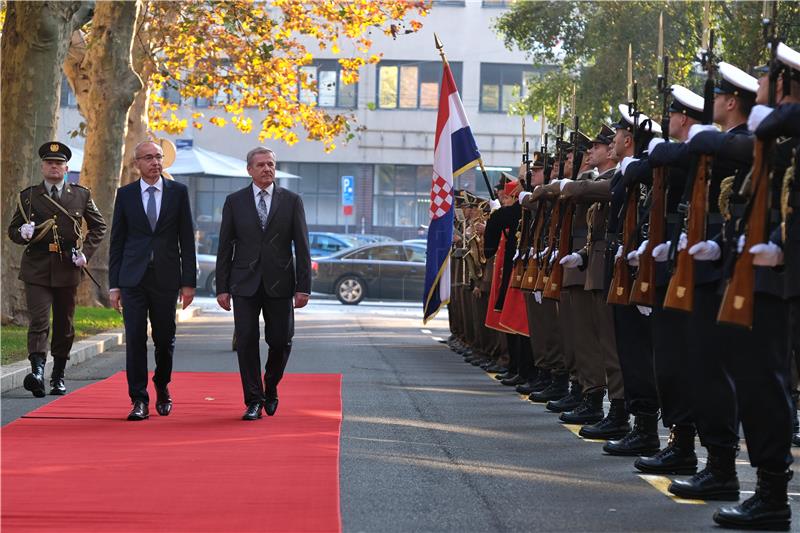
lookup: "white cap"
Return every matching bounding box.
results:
[612,103,663,135]
[777,42,800,76]
[716,62,759,97]
[669,85,705,121]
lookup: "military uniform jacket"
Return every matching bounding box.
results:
[577,166,615,291]
[8,182,106,287]
[563,168,598,288]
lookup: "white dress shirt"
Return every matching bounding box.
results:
[44,179,65,199]
[252,182,274,217]
[140,176,164,221]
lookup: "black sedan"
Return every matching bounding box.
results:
[312,243,427,304]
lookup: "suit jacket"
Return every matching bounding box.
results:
[216,184,311,298]
[108,177,196,290]
[8,182,106,287]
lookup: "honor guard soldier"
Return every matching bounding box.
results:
[7,142,107,397]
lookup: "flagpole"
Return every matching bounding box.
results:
[434,33,496,201]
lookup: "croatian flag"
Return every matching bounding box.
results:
[423,62,481,323]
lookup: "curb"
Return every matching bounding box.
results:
[0,306,202,393]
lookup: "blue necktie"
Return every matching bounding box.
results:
[146,186,158,231]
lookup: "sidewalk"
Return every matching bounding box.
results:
[0,306,201,393]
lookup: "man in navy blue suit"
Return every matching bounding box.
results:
[109,140,197,421]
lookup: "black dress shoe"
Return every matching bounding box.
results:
[155,385,173,416]
[242,402,263,420]
[265,398,279,416]
[49,376,66,396]
[127,400,149,421]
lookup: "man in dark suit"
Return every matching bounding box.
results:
[108,140,196,421]
[215,147,311,420]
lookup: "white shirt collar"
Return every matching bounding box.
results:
[44,179,65,193]
[252,182,274,198]
[140,176,164,193]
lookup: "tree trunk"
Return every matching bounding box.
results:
[75,0,143,306]
[1,1,88,325]
[120,50,154,186]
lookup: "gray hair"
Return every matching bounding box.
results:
[134,140,162,158]
[246,147,277,166]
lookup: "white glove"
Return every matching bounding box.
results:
[534,291,543,304]
[627,249,640,267]
[72,251,87,267]
[647,137,665,155]
[748,104,774,132]
[687,123,719,142]
[518,191,531,204]
[19,222,35,241]
[620,156,638,176]
[559,179,571,191]
[512,249,520,261]
[489,199,501,212]
[559,253,583,269]
[549,250,558,264]
[677,232,688,252]
[537,247,550,260]
[688,240,721,261]
[652,241,671,262]
[636,305,653,316]
[749,242,784,267]
[614,244,623,260]
[737,234,746,254]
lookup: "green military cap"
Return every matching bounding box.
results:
[38,141,72,162]
[591,124,615,145]
[573,131,593,153]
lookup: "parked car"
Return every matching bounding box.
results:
[312,242,427,304]
[308,232,360,258]
[198,253,217,294]
[348,233,395,245]
[402,238,427,246]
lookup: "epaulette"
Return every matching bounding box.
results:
[70,183,90,191]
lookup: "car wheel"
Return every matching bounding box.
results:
[206,272,216,295]
[335,275,365,305]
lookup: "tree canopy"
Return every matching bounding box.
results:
[495,0,800,134]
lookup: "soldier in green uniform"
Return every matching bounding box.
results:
[7,142,107,397]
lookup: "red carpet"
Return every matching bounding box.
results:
[2,372,342,533]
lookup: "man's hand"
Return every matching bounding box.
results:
[749,242,784,267]
[179,287,195,310]
[109,290,122,313]
[72,251,87,267]
[560,180,581,200]
[294,293,310,309]
[471,287,482,298]
[217,292,232,311]
[688,240,721,261]
[19,222,35,241]
[559,253,583,269]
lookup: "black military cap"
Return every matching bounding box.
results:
[610,103,662,136]
[531,151,546,168]
[573,131,593,153]
[591,124,615,145]
[38,141,71,162]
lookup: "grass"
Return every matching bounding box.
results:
[1,306,123,366]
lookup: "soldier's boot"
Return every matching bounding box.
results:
[579,398,630,440]
[49,357,67,396]
[602,412,660,456]
[713,468,792,531]
[634,424,697,475]
[559,390,605,425]
[531,372,568,403]
[545,380,581,412]
[668,446,740,501]
[23,353,47,398]
[517,369,548,395]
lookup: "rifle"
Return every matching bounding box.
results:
[510,135,532,289]
[535,113,566,292]
[630,37,670,307]
[521,132,549,291]
[543,107,580,300]
[663,24,718,312]
[717,3,778,328]
[607,47,641,306]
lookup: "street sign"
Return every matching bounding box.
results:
[341,175,354,216]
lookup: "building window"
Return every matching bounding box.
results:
[280,162,363,225]
[60,77,77,107]
[482,0,512,7]
[376,61,463,110]
[432,0,466,6]
[298,60,357,109]
[479,63,537,113]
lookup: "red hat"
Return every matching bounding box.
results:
[503,179,518,196]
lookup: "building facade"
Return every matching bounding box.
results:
[57,1,540,243]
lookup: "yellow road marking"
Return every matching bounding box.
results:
[561,423,606,443]
[638,475,706,505]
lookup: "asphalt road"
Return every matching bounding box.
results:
[3,297,799,532]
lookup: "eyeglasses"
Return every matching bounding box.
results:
[136,154,164,162]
